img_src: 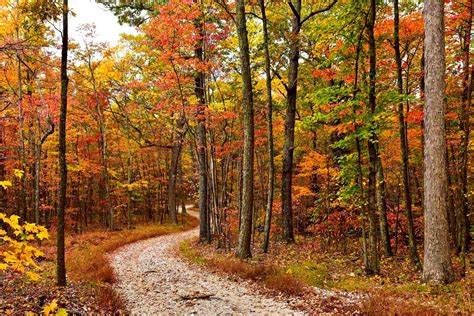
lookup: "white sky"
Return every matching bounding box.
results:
[69,0,137,46]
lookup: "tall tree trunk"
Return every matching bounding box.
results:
[422,0,453,284]
[34,83,43,225]
[34,115,54,224]
[260,0,274,254]
[0,127,6,212]
[352,26,368,268]
[17,56,27,221]
[125,119,133,229]
[98,107,112,230]
[15,0,27,221]
[281,0,301,244]
[393,0,420,269]
[366,0,379,275]
[194,0,210,243]
[235,0,255,259]
[458,0,472,276]
[168,118,185,225]
[57,0,68,287]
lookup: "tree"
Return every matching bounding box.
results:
[422,0,453,284]
[194,0,210,244]
[393,0,420,269]
[260,0,274,254]
[235,0,255,259]
[57,0,69,287]
[365,0,379,275]
[280,0,337,244]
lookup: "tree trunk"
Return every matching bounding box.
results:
[57,0,68,287]
[352,27,368,268]
[376,156,392,257]
[34,80,54,225]
[126,119,133,229]
[17,56,27,220]
[394,0,421,269]
[366,0,379,275]
[34,122,53,225]
[168,118,185,225]
[422,0,453,284]
[14,0,27,220]
[458,0,472,276]
[0,127,6,212]
[193,0,210,244]
[281,0,301,244]
[98,107,112,230]
[235,0,255,259]
[260,0,274,254]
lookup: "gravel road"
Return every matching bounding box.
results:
[109,210,301,315]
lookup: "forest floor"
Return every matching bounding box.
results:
[2,210,471,315]
[110,210,302,314]
[180,235,473,314]
[0,213,198,314]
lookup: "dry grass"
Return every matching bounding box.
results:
[263,273,307,296]
[180,240,308,296]
[93,284,126,312]
[361,292,444,315]
[180,238,473,314]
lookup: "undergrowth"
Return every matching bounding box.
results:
[179,238,473,314]
[180,239,308,296]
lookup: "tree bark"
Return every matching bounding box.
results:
[235,0,255,259]
[376,156,392,257]
[15,0,27,221]
[393,0,420,268]
[260,0,274,254]
[34,115,54,224]
[281,0,302,244]
[422,0,453,284]
[458,0,472,276]
[125,118,133,229]
[193,0,210,244]
[366,0,379,275]
[57,0,68,287]
[97,99,112,229]
[0,127,6,212]
[168,117,185,224]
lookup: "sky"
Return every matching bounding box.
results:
[69,0,137,46]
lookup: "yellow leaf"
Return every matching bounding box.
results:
[57,308,68,316]
[0,181,12,189]
[44,299,58,316]
[14,169,24,179]
[37,228,49,240]
[26,271,41,281]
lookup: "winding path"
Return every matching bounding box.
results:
[109,208,301,314]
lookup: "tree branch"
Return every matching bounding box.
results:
[300,0,337,26]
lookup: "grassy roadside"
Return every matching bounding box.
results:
[180,239,307,296]
[1,215,199,314]
[179,239,473,314]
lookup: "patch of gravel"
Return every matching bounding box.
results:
[109,211,302,315]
